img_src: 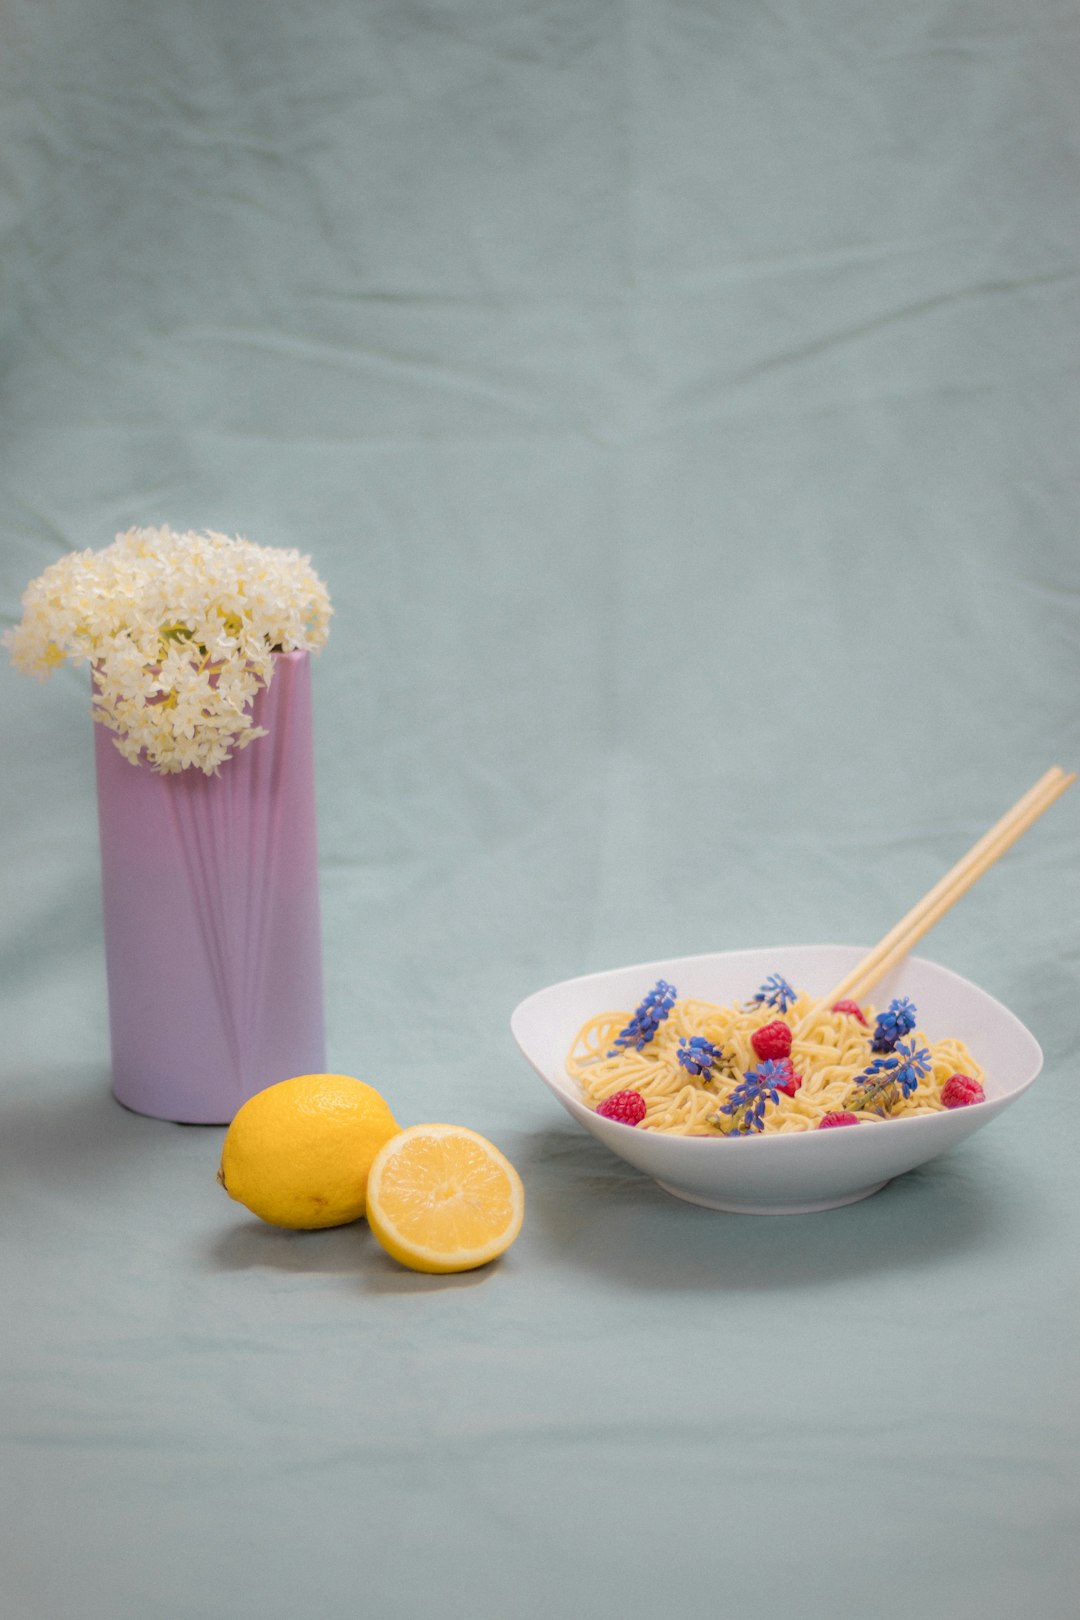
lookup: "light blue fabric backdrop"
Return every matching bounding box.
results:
[2,4,1078,1617]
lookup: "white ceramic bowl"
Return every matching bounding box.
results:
[510,944,1043,1214]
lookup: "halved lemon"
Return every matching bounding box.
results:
[365,1124,525,1274]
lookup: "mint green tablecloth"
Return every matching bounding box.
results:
[2,5,1078,1617]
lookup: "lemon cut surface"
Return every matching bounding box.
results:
[365,1124,525,1273]
[218,1073,398,1229]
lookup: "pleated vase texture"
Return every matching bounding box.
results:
[93,650,326,1122]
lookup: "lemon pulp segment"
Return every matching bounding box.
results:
[365,1124,524,1274]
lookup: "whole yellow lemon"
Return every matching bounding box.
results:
[217,1073,399,1229]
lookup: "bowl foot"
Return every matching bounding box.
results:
[653,1178,891,1215]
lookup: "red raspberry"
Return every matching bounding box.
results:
[751,1020,793,1060]
[830,999,868,1026]
[596,1089,647,1126]
[773,1059,802,1097]
[818,1112,860,1128]
[941,1074,985,1109]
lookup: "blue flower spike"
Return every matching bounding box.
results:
[871,997,917,1053]
[714,1060,789,1134]
[610,979,678,1054]
[848,1038,932,1114]
[891,1038,933,1096]
[677,1035,722,1079]
[751,973,797,1015]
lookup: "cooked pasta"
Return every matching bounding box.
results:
[565,975,984,1135]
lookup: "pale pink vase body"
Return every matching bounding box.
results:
[93,650,326,1122]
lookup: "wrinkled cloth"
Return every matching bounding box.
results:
[1,3,1079,1617]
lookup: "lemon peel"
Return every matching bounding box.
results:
[218,1074,398,1229]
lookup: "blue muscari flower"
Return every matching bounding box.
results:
[610,979,677,1053]
[718,1060,788,1134]
[871,997,917,1053]
[890,1038,932,1097]
[677,1035,722,1079]
[849,1037,932,1113]
[751,974,797,1014]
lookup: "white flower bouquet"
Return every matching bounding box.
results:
[5,525,332,774]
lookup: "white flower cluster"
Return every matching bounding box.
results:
[4,526,332,774]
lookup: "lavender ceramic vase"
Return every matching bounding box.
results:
[93,650,326,1122]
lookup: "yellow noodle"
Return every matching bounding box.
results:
[566,989,984,1135]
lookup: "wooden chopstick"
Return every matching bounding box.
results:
[798,766,1075,1028]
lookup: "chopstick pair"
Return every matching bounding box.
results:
[798,765,1074,1029]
